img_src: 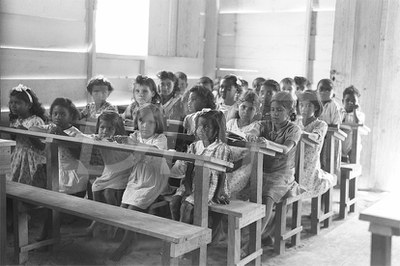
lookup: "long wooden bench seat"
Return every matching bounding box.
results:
[7,181,212,265]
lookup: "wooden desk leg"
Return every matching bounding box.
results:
[349,177,357,213]
[311,196,321,235]
[161,242,179,266]
[339,171,349,219]
[0,174,6,265]
[227,216,240,266]
[12,200,28,264]
[371,233,391,266]
[249,220,262,266]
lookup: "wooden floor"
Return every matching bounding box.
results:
[5,188,400,266]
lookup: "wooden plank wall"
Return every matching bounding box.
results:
[331,0,400,191]
[216,0,336,88]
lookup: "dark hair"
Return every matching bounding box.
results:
[9,84,47,122]
[174,71,188,82]
[317,78,334,92]
[221,74,243,94]
[240,79,248,88]
[134,75,161,104]
[50,98,80,122]
[87,75,114,94]
[96,111,126,136]
[199,76,214,89]
[189,85,216,111]
[134,103,164,134]
[298,90,323,118]
[252,77,266,92]
[280,77,296,87]
[271,91,296,121]
[196,110,226,143]
[157,70,180,97]
[294,76,311,91]
[343,85,361,98]
[261,79,281,92]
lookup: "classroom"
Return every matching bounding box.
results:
[1,0,400,265]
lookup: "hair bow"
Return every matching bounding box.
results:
[12,84,33,103]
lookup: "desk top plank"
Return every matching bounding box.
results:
[359,194,400,229]
[6,181,210,244]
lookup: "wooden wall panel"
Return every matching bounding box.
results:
[219,0,307,13]
[0,48,86,78]
[95,56,144,78]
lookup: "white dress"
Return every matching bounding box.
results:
[121,132,170,209]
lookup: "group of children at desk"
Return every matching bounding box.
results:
[6,71,365,260]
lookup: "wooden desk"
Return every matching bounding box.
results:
[340,123,370,164]
[359,195,400,266]
[0,139,15,265]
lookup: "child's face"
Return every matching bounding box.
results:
[238,101,256,122]
[138,112,156,139]
[98,119,116,139]
[220,79,237,102]
[134,85,155,105]
[159,79,174,96]
[270,101,290,125]
[317,84,333,102]
[281,83,297,100]
[343,94,359,113]
[299,100,315,119]
[91,85,110,104]
[187,92,203,114]
[260,85,275,101]
[177,78,188,94]
[51,105,72,129]
[9,96,31,118]
[196,117,215,143]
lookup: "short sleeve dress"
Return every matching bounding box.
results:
[121,132,170,210]
[9,115,47,188]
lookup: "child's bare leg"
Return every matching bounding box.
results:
[104,188,122,238]
[261,197,275,235]
[86,191,104,237]
[169,195,182,221]
[110,204,142,261]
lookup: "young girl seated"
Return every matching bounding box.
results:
[111,103,170,261]
[86,111,134,237]
[80,75,118,121]
[157,70,185,121]
[8,84,47,188]
[217,74,243,120]
[298,90,337,198]
[341,85,365,162]
[170,109,233,223]
[259,91,302,240]
[32,98,89,195]
[227,90,261,142]
[121,75,161,127]
[184,85,217,135]
[260,79,280,121]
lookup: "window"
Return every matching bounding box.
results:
[96,0,149,56]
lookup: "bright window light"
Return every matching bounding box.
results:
[96,0,149,56]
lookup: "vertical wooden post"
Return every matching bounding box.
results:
[303,0,313,80]
[371,234,392,266]
[203,0,219,78]
[13,201,28,264]
[86,0,97,100]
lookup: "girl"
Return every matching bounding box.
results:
[86,111,134,237]
[259,91,302,239]
[298,90,337,198]
[121,75,161,127]
[184,85,217,135]
[32,98,89,195]
[157,70,185,121]
[198,76,214,92]
[170,109,232,223]
[260,79,280,121]
[227,90,261,141]
[111,104,170,261]
[294,76,311,96]
[280,77,297,101]
[8,84,47,188]
[251,77,266,96]
[80,75,118,121]
[174,71,188,95]
[217,74,243,120]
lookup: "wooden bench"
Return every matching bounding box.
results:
[0,139,15,265]
[7,181,211,265]
[359,194,400,266]
[0,126,232,265]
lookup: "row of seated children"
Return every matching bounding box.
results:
[5,71,364,259]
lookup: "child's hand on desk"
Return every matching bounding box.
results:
[213,192,230,205]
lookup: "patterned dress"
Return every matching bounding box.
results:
[300,119,337,198]
[162,96,185,121]
[173,139,233,204]
[121,132,170,209]
[8,115,47,188]
[80,101,118,120]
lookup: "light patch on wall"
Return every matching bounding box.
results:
[96,0,149,56]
